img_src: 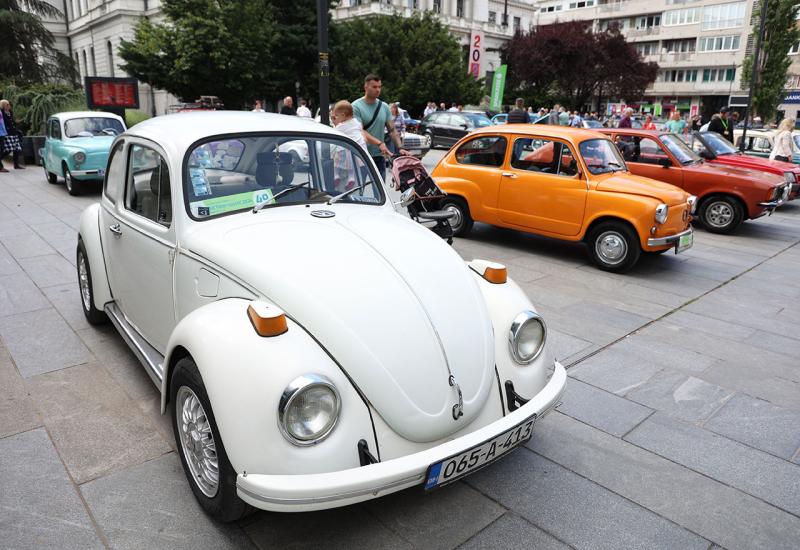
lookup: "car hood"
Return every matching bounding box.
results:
[182,205,496,442]
[713,153,799,174]
[684,161,784,189]
[63,136,115,151]
[595,173,688,205]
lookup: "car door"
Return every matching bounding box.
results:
[46,118,62,174]
[99,138,176,353]
[497,136,588,236]
[448,134,507,216]
[617,135,684,188]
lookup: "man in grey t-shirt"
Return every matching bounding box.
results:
[352,74,408,178]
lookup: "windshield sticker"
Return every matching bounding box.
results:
[190,168,211,197]
[191,189,274,217]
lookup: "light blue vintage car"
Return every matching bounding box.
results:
[40,112,126,195]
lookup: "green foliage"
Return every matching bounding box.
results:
[330,13,483,115]
[125,110,151,127]
[0,82,85,134]
[742,0,800,122]
[0,0,78,84]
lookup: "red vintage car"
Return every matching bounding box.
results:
[684,131,799,200]
[600,129,791,234]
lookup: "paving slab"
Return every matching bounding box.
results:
[0,271,50,317]
[625,371,734,422]
[363,482,504,550]
[0,242,21,276]
[625,413,800,517]
[557,378,653,437]
[81,453,254,550]
[530,412,800,550]
[568,347,662,396]
[467,447,709,550]
[610,333,720,375]
[0,345,41,438]
[18,253,77,288]
[0,428,103,550]
[42,283,92,331]
[459,513,571,550]
[0,307,92,377]
[26,362,170,483]
[700,359,800,410]
[0,231,56,259]
[547,328,594,363]
[704,393,800,460]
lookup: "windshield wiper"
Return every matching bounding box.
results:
[327,181,373,204]
[253,181,311,213]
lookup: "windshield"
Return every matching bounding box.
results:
[661,134,700,165]
[466,115,492,128]
[185,135,383,220]
[579,138,627,174]
[64,117,124,138]
[701,131,738,155]
[585,120,603,128]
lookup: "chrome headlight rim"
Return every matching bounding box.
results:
[278,374,341,446]
[687,195,698,214]
[784,171,796,184]
[508,311,547,365]
[655,203,669,224]
[73,151,86,164]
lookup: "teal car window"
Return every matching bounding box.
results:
[64,117,124,138]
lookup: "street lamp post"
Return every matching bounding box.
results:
[317,0,330,126]
[740,0,769,152]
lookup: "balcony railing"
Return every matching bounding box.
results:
[627,27,661,37]
[660,52,695,62]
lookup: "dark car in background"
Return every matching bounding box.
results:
[419,111,492,149]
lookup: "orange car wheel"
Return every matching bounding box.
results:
[587,221,641,273]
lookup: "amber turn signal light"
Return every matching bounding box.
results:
[468,259,508,284]
[247,301,288,337]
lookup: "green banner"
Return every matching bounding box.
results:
[490,65,507,112]
[191,189,274,217]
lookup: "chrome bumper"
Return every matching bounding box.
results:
[236,361,568,512]
[647,227,692,247]
[71,169,104,179]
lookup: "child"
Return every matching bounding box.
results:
[332,100,367,152]
[331,101,368,191]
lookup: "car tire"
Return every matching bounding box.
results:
[587,221,641,273]
[171,357,251,523]
[44,163,58,184]
[439,197,473,237]
[64,164,81,196]
[425,131,436,149]
[76,240,108,325]
[699,195,743,234]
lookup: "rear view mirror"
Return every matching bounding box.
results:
[397,187,417,208]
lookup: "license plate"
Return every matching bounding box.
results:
[675,232,693,254]
[424,414,537,491]
[409,149,422,156]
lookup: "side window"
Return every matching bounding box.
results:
[104,142,126,203]
[125,144,172,226]
[754,138,771,152]
[623,137,670,165]
[511,138,578,176]
[455,136,507,167]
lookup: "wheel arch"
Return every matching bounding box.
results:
[582,215,640,244]
[78,203,112,310]
[698,192,748,219]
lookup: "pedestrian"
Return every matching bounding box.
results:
[331,100,367,152]
[537,107,546,118]
[279,96,296,116]
[769,117,796,162]
[690,114,701,132]
[617,107,634,128]
[558,107,569,126]
[665,111,687,134]
[352,74,408,179]
[0,108,7,172]
[707,106,734,143]
[700,114,717,133]
[506,97,528,124]
[447,103,459,112]
[330,100,369,191]
[424,101,436,118]
[570,111,583,127]
[642,114,657,130]
[0,100,24,170]
[389,102,406,154]
[548,104,561,125]
[251,100,265,113]
[438,102,446,111]
[296,99,312,118]
[731,111,741,127]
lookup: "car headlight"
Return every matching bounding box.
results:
[687,195,697,214]
[509,311,547,364]
[655,203,669,224]
[278,374,340,445]
[785,171,796,183]
[73,151,86,164]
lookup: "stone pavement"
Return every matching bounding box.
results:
[1,155,800,549]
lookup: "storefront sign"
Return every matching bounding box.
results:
[784,91,800,104]
[490,65,507,111]
[468,31,484,79]
[85,77,139,109]
[654,102,662,116]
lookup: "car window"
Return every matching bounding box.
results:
[455,136,507,167]
[701,132,737,155]
[511,138,579,176]
[619,136,670,165]
[104,141,126,204]
[579,138,627,174]
[64,117,125,138]
[754,137,771,152]
[661,134,700,164]
[125,144,172,226]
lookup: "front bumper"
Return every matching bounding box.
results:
[647,227,692,248]
[236,361,567,512]
[71,168,105,180]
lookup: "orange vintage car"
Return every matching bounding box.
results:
[431,125,696,272]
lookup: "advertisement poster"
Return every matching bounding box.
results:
[690,104,699,117]
[490,65,507,112]
[468,31,485,79]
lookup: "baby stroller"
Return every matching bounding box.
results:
[389,155,455,244]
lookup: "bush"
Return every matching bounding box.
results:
[125,109,151,127]
[0,82,86,135]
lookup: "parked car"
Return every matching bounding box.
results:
[492,113,538,125]
[601,129,790,234]
[401,131,431,158]
[399,108,420,134]
[431,126,696,272]
[733,128,800,165]
[419,111,492,149]
[40,111,126,195]
[76,111,567,521]
[684,131,800,200]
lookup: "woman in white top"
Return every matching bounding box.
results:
[769,117,796,162]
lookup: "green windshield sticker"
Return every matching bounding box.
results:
[192,189,274,217]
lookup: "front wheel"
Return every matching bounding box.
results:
[699,195,743,234]
[76,240,108,325]
[64,165,81,196]
[171,358,250,522]
[587,221,641,273]
[439,197,473,237]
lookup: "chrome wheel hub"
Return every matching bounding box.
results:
[706,202,733,228]
[177,386,219,497]
[444,205,462,232]
[595,231,628,265]
[78,253,91,312]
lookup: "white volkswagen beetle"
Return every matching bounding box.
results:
[76,112,567,521]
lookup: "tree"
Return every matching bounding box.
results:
[742,0,800,121]
[330,13,483,115]
[0,0,78,84]
[501,21,658,110]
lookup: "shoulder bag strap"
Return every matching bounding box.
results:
[363,100,384,132]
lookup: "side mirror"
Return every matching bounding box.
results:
[699,149,713,160]
[659,157,672,168]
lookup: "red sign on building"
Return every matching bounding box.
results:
[85,77,140,109]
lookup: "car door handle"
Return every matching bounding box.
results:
[502,172,517,178]
[108,223,122,237]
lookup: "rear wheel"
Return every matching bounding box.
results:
[44,162,57,184]
[699,195,743,234]
[439,197,473,237]
[76,240,108,325]
[425,131,436,149]
[587,221,641,273]
[64,164,81,196]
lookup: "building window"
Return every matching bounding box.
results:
[489,11,496,23]
[698,35,740,52]
[635,14,661,30]
[107,41,115,77]
[790,41,800,55]
[702,2,745,31]
[90,46,97,76]
[663,7,700,26]
[513,16,521,32]
[568,0,595,9]
[456,0,464,17]
[664,38,696,52]
[702,68,736,82]
[599,18,627,31]
[635,41,659,56]
[407,0,418,7]
[662,69,698,82]
[432,0,440,13]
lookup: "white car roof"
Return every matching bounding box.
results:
[126,111,341,155]
[56,111,124,122]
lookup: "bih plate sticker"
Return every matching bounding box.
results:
[676,232,693,254]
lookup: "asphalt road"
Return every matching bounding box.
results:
[2,150,800,549]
